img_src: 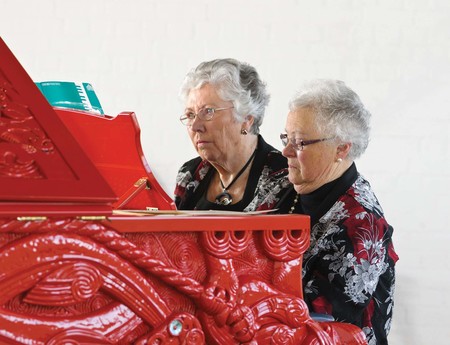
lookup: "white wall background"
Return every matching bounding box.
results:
[2,0,449,343]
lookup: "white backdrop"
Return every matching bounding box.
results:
[2,0,449,343]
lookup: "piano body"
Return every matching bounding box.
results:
[0,38,366,344]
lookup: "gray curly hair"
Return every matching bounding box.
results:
[179,58,270,134]
[289,79,371,160]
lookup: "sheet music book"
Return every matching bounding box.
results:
[35,81,104,115]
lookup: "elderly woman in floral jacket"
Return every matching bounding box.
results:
[276,79,399,345]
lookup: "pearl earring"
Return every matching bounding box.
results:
[337,158,343,163]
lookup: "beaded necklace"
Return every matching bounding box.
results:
[289,193,300,214]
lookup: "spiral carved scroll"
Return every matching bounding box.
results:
[46,329,113,345]
[201,230,252,259]
[262,229,310,261]
[24,263,103,306]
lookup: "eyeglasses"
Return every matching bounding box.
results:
[280,133,334,151]
[179,106,234,126]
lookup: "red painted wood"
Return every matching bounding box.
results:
[0,216,366,344]
[55,108,176,211]
[0,37,116,206]
[0,38,367,344]
[104,213,310,232]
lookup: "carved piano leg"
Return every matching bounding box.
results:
[262,229,310,297]
[196,230,246,343]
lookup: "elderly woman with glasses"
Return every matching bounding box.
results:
[174,58,289,211]
[275,79,399,344]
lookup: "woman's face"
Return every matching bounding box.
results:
[185,84,241,166]
[282,107,339,194]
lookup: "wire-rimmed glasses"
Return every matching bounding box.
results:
[179,106,234,126]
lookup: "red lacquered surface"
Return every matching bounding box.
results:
[55,108,176,211]
[0,37,367,344]
[103,213,309,232]
[0,37,116,206]
[0,216,366,344]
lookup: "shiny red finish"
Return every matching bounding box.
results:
[0,216,366,344]
[0,39,116,209]
[55,107,176,212]
[0,37,367,344]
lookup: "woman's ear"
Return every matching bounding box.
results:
[242,115,255,133]
[336,142,352,160]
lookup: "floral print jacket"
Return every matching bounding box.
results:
[300,165,398,345]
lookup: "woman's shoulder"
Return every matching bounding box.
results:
[314,174,392,236]
[175,156,206,192]
[346,174,386,218]
[258,136,288,172]
[267,148,288,166]
[178,156,203,173]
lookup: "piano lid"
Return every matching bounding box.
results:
[0,37,116,204]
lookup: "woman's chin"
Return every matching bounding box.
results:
[199,152,216,163]
[288,174,300,185]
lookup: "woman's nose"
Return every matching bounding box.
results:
[190,116,204,132]
[282,144,296,158]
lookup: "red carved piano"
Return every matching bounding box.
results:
[0,37,366,344]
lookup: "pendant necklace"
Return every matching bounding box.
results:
[215,148,257,205]
[289,193,300,214]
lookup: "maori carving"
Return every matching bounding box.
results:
[262,229,311,296]
[262,229,310,262]
[201,230,252,258]
[24,262,104,306]
[46,329,113,345]
[0,79,54,152]
[0,150,42,178]
[135,313,205,345]
[0,218,366,344]
[0,76,54,179]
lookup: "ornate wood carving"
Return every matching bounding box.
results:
[0,37,116,204]
[0,218,366,344]
[0,79,48,179]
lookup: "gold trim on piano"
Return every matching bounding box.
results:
[17,216,48,221]
[134,177,148,188]
[77,216,108,221]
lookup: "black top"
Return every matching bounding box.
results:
[276,163,358,225]
[174,135,289,211]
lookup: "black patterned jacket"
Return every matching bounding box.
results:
[174,135,290,211]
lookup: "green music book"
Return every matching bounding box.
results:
[35,81,104,115]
